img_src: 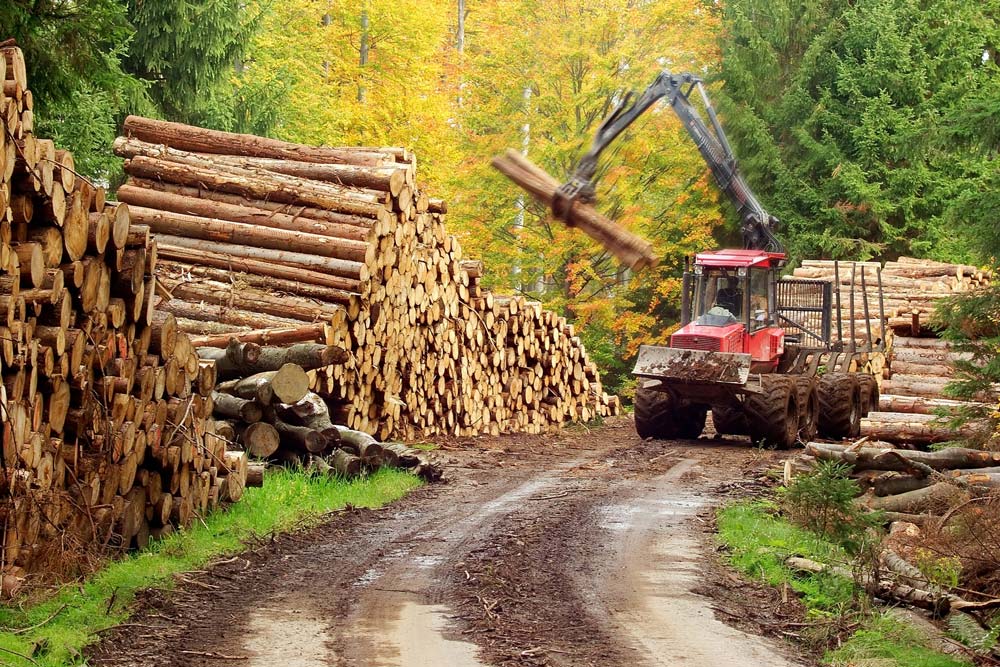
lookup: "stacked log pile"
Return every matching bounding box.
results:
[203,340,440,480]
[0,45,250,592]
[114,118,620,441]
[860,337,995,445]
[791,258,992,337]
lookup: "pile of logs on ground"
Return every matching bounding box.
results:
[790,442,1000,635]
[203,340,440,480]
[860,336,994,446]
[114,118,621,440]
[0,45,253,594]
[791,258,992,337]
[804,442,1000,515]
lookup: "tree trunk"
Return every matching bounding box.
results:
[217,364,310,405]
[188,324,328,349]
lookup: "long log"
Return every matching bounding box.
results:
[117,184,371,244]
[188,324,328,349]
[878,394,987,415]
[491,149,657,270]
[162,279,345,323]
[126,178,377,230]
[123,115,396,166]
[806,442,1000,471]
[125,156,386,218]
[157,297,304,330]
[153,234,363,280]
[860,411,989,445]
[859,483,966,514]
[114,139,408,194]
[127,205,368,263]
[158,260,358,305]
[156,244,360,293]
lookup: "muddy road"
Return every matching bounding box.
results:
[90,419,808,667]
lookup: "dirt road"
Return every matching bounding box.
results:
[90,418,808,667]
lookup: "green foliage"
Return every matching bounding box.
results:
[931,284,1000,445]
[825,614,969,667]
[0,468,421,666]
[718,502,971,666]
[715,0,1000,264]
[123,0,275,132]
[0,0,149,179]
[783,461,881,552]
[717,501,856,614]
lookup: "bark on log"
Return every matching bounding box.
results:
[117,184,371,242]
[154,234,363,280]
[492,149,656,270]
[124,115,395,166]
[878,394,987,416]
[114,139,408,193]
[127,204,369,263]
[162,279,345,323]
[860,411,990,445]
[211,391,263,423]
[125,156,385,218]
[188,324,327,349]
[158,259,358,304]
[859,483,966,514]
[806,442,1000,471]
[126,178,377,230]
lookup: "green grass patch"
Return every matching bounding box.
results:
[0,468,422,666]
[717,500,970,667]
[408,442,439,452]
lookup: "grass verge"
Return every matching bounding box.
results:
[717,500,969,667]
[0,467,423,666]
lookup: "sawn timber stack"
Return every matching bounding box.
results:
[115,119,621,440]
[0,46,251,595]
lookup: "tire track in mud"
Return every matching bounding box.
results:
[88,422,806,667]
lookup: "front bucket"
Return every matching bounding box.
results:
[632,345,751,385]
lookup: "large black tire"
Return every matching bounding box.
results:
[857,374,880,416]
[795,376,819,442]
[745,375,800,449]
[817,373,861,439]
[710,404,747,436]
[634,386,707,440]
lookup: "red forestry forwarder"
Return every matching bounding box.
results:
[557,72,886,448]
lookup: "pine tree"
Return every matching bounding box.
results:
[123,0,276,132]
[715,0,1000,263]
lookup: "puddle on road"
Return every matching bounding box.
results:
[352,600,485,667]
[243,605,334,667]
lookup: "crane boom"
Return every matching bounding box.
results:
[559,71,784,254]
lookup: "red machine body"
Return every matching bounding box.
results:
[669,249,786,371]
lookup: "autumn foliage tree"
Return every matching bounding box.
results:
[450,0,725,392]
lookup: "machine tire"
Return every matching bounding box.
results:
[857,374,880,416]
[634,386,707,440]
[710,404,747,436]
[745,375,800,449]
[818,373,861,439]
[795,376,820,443]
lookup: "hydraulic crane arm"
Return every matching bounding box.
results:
[559,71,784,254]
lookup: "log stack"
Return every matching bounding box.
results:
[114,118,621,441]
[860,336,995,445]
[790,258,992,337]
[202,343,440,480]
[0,45,250,594]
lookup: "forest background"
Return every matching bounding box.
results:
[3,0,997,395]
